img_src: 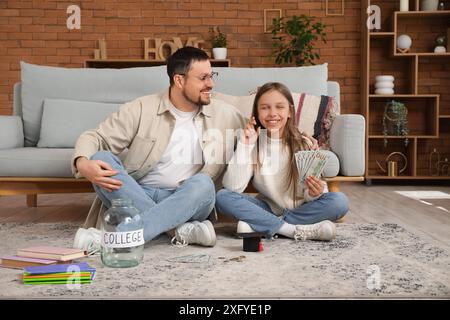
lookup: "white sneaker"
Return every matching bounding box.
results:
[294,220,336,241]
[236,221,255,234]
[73,227,101,255]
[171,220,216,247]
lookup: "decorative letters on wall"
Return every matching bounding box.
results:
[144,37,206,60]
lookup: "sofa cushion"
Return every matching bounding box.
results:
[320,150,340,177]
[20,62,168,147]
[330,114,365,176]
[37,99,120,148]
[0,148,129,177]
[0,148,75,177]
[213,64,328,96]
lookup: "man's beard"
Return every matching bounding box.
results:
[182,87,211,107]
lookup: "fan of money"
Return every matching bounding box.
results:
[295,150,330,183]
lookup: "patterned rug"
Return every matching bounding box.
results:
[0,222,449,298]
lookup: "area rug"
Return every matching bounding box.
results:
[0,222,449,298]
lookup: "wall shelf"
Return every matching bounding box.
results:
[362,0,450,182]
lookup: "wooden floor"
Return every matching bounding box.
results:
[0,182,449,246]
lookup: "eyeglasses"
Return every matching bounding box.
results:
[178,71,219,82]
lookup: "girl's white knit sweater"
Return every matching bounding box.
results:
[222,137,327,215]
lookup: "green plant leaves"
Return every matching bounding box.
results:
[269,14,327,66]
[210,27,227,48]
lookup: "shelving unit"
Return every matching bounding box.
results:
[362,0,450,181]
[84,59,231,68]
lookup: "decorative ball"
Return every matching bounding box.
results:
[397,34,412,50]
[435,35,446,46]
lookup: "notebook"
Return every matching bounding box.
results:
[0,255,64,269]
[16,246,86,261]
[23,262,96,285]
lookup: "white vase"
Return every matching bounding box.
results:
[212,48,227,60]
[375,81,395,89]
[400,0,409,11]
[375,88,395,95]
[375,75,395,82]
[421,0,439,11]
[434,46,447,53]
[375,75,395,95]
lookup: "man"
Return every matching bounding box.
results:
[72,47,245,252]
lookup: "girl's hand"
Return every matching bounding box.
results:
[301,132,319,150]
[305,176,324,198]
[241,116,260,145]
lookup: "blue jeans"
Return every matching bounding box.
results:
[91,151,215,242]
[216,188,349,237]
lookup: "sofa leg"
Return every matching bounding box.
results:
[327,181,340,192]
[27,194,37,207]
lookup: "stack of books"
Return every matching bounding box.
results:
[0,246,87,269]
[23,262,96,285]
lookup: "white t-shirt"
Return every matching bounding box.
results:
[138,104,203,190]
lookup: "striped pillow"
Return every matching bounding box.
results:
[294,93,338,150]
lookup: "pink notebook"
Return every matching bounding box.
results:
[16,246,86,261]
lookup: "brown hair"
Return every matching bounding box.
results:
[166,46,209,86]
[252,82,311,205]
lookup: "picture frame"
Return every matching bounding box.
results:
[326,0,345,16]
[263,9,282,34]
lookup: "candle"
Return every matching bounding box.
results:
[400,0,409,11]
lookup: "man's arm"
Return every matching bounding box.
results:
[71,101,140,177]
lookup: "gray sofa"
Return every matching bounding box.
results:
[0,61,365,205]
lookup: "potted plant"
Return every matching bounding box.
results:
[270,15,327,66]
[210,26,227,59]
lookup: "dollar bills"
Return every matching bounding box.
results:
[295,150,329,184]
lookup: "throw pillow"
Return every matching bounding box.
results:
[212,92,255,119]
[294,93,339,150]
[37,98,120,148]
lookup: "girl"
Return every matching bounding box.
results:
[216,82,349,241]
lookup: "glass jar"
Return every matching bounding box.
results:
[101,198,144,268]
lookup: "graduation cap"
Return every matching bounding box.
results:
[237,232,264,252]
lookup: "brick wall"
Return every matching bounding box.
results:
[0,0,363,115]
